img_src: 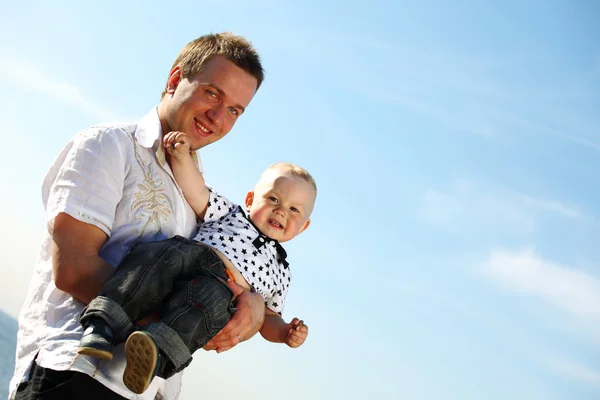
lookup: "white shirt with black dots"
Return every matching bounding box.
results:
[193,187,291,316]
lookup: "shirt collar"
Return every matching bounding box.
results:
[133,107,203,172]
[238,206,289,268]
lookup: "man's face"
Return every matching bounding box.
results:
[160,56,258,150]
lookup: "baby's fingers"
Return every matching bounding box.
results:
[287,329,307,347]
[163,132,175,147]
[172,132,189,146]
[294,320,308,333]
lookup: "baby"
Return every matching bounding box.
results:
[77,131,316,394]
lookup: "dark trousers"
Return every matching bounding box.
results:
[14,362,126,400]
[80,236,235,377]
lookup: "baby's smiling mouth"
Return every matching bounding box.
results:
[268,219,284,229]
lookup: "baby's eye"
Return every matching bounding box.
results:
[268,196,278,203]
[290,207,299,213]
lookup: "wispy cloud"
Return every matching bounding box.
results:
[493,109,600,152]
[286,28,600,149]
[0,56,118,121]
[482,248,600,321]
[544,357,600,387]
[423,186,534,233]
[523,196,585,219]
[422,179,587,233]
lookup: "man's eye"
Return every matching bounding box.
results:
[228,107,239,116]
[206,90,217,98]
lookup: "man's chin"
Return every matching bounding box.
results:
[189,138,210,151]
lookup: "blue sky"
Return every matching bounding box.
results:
[1,1,599,399]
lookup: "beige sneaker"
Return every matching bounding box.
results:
[123,331,160,394]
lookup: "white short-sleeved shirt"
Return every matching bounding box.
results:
[194,188,291,315]
[9,108,201,400]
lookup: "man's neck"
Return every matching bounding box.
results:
[155,106,173,167]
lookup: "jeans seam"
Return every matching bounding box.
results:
[167,306,212,354]
[120,240,176,309]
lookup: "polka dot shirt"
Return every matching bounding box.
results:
[193,187,291,315]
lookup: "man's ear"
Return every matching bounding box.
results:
[166,66,182,95]
[245,191,254,212]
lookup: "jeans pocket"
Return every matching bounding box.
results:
[189,276,233,337]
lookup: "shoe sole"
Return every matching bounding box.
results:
[123,331,157,394]
[78,347,113,360]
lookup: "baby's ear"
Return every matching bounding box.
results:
[245,191,254,212]
[298,218,311,235]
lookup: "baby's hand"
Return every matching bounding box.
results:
[163,131,191,159]
[285,317,308,348]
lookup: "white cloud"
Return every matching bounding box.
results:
[481,248,600,385]
[544,357,600,386]
[482,248,600,321]
[494,110,600,153]
[422,179,588,234]
[289,29,600,151]
[0,56,117,121]
[523,196,584,219]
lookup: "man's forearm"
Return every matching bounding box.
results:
[203,282,266,352]
[52,243,115,304]
[64,259,114,305]
[238,290,265,340]
[51,213,114,305]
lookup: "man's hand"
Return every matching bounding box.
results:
[163,131,191,159]
[203,280,265,353]
[285,317,308,348]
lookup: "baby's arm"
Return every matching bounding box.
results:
[164,131,210,219]
[259,308,308,348]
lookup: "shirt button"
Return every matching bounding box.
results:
[259,237,265,242]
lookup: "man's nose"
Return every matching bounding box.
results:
[207,103,225,128]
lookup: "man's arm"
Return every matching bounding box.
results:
[51,212,114,304]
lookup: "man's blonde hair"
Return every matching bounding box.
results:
[260,162,317,193]
[161,32,264,99]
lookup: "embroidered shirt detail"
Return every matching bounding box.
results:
[77,211,112,234]
[130,138,174,239]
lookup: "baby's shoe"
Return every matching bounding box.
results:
[78,317,114,360]
[123,331,165,394]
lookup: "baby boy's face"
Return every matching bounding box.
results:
[245,172,316,243]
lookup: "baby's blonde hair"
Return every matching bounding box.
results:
[260,162,317,193]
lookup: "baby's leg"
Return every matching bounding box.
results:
[122,248,234,393]
[79,237,204,363]
[159,269,235,375]
[80,237,198,343]
[122,274,233,393]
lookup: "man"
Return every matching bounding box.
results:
[9,32,265,400]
